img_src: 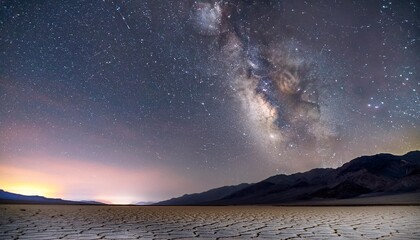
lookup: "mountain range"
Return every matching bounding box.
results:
[2,151,418,205]
[135,201,156,205]
[0,190,104,205]
[157,151,420,205]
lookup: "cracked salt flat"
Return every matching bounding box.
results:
[0,205,419,239]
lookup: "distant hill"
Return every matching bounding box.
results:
[158,183,250,205]
[0,190,105,205]
[135,201,156,205]
[156,151,420,205]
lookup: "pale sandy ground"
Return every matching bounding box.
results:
[1,205,419,239]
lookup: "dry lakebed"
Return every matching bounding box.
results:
[1,205,419,239]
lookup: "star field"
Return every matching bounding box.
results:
[0,0,419,203]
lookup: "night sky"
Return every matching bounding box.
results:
[1,0,419,204]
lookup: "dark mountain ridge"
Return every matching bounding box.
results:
[157,183,250,205]
[0,190,105,205]
[157,151,420,205]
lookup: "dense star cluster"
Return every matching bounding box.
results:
[0,0,419,202]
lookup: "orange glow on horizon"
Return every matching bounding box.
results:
[0,154,195,204]
[0,165,62,198]
[2,183,58,198]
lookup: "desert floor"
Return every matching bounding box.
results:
[1,205,419,239]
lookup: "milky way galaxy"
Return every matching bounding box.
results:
[191,0,343,165]
[1,0,419,202]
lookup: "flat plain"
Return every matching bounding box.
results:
[0,205,419,239]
